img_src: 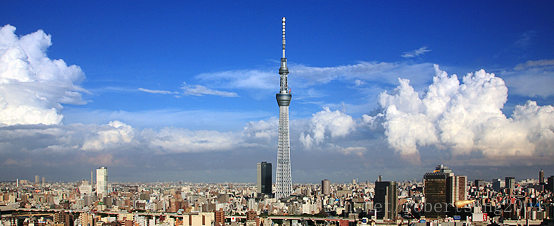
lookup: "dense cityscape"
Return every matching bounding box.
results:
[0,165,553,226]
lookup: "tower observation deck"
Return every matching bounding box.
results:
[275,17,292,200]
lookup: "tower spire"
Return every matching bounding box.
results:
[282,17,286,58]
[279,17,289,94]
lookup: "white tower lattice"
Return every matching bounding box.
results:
[275,17,292,200]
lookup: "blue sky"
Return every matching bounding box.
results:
[1,1,553,183]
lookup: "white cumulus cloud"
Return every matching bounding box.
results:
[82,121,135,151]
[0,25,86,126]
[367,65,554,160]
[300,107,357,149]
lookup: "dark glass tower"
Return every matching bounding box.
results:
[257,162,272,195]
[375,181,398,220]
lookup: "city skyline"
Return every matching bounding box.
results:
[0,1,554,182]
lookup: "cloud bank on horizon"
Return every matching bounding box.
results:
[1,24,554,181]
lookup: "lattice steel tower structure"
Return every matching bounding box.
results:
[275,17,292,200]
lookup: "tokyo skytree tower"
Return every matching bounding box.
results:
[275,17,292,200]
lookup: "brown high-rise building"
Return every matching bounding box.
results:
[539,169,544,184]
[447,175,466,203]
[246,210,257,220]
[169,198,183,212]
[214,210,225,226]
[79,212,94,226]
[423,165,466,219]
[424,172,448,218]
[53,212,74,226]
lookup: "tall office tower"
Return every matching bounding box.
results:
[423,165,465,219]
[42,177,45,186]
[257,162,272,195]
[424,171,448,218]
[492,179,502,191]
[374,181,398,220]
[96,167,108,198]
[539,169,544,184]
[505,177,515,189]
[275,17,292,200]
[35,175,39,184]
[322,179,331,196]
[505,176,515,195]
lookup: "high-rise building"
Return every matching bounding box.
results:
[505,177,515,189]
[35,175,39,184]
[547,175,554,192]
[322,179,331,196]
[374,181,397,220]
[96,167,108,198]
[79,212,94,226]
[275,17,292,200]
[424,170,448,218]
[447,175,466,203]
[91,171,94,188]
[539,169,544,184]
[257,162,272,195]
[492,179,502,191]
[505,176,515,195]
[474,180,485,188]
[214,210,225,226]
[423,165,466,219]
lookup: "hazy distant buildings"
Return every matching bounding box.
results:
[322,179,330,196]
[374,180,397,220]
[539,169,544,184]
[96,167,108,198]
[257,162,272,196]
[80,179,93,197]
